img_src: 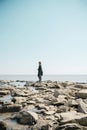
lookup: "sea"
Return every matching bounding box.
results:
[0,75,87,83]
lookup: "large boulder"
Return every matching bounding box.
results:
[16,111,38,125]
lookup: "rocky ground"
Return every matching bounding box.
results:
[0,80,87,130]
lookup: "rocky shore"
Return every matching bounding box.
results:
[0,80,87,130]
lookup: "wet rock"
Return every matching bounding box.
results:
[16,111,38,125]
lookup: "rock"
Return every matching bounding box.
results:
[34,82,46,87]
[60,82,69,87]
[12,97,26,104]
[24,81,34,86]
[74,84,87,89]
[53,95,67,106]
[0,104,22,113]
[56,105,69,113]
[27,100,36,105]
[53,90,59,97]
[16,111,38,125]
[43,110,55,115]
[58,111,85,124]
[36,104,49,111]
[1,80,87,130]
[14,89,28,97]
[0,121,7,130]
[0,90,10,95]
[55,123,81,130]
[78,100,87,114]
[77,115,87,126]
[41,124,50,130]
[68,100,78,107]
[76,89,87,98]
[46,82,59,88]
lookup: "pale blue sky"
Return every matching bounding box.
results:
[0,0,87,74]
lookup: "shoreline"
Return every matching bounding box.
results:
[0,80,87,129]
[0,74,87,83]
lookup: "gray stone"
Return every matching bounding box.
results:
[53,90,59,97]
[76,89,87,98]
[58,111,85,124]
[78,100,87,114]
[41,124,50,130]
[0,121,7,130]
[12,97,26,104]
[16,110,38,125]
[55,123,81,130]
[77,115,87,126]
[0,104,22,113]
[0,90,10,95]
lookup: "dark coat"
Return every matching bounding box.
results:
[38,65,43,76]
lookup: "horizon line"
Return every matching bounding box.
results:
[0,74,87,75]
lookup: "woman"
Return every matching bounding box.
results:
[38,61,43,82]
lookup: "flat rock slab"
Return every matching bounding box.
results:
[58,111,86,124]
[76,89,87,98]
[0,104,22,113]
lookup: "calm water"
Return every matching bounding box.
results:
[0,75,87,83]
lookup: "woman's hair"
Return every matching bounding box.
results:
[39,61,41,64]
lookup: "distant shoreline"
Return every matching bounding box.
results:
[0,74,87,83]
